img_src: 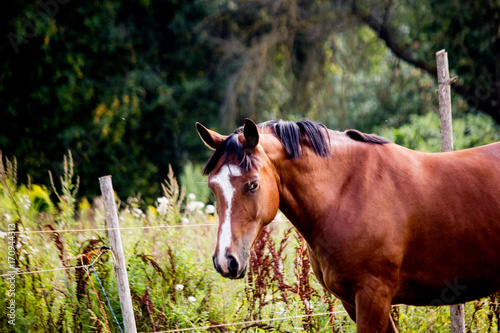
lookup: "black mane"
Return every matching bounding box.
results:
[345,129,391,145]
[258,120,330,159]
[202,120,389,175]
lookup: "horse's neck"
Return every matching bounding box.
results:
[270,138,363,237]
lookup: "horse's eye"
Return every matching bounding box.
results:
[248,181,259,192]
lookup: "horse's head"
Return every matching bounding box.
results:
[196,119,280,279]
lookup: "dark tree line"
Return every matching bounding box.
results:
[1,0,498,199]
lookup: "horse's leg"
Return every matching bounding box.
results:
[341,300,356,322]
[354,281,395,333]
[342,299,398,333]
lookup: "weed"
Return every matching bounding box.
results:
[49,151,80,228]
[160,164,185,223]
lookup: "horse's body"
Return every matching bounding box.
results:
[196,119,500,332]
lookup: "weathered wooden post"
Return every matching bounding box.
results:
[99,175,137,333]
[435,49,465,333]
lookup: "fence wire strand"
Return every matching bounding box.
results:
[2,220,289,235]
[145,311,347,333]
[0,248,108,277]
[3,223,218,234]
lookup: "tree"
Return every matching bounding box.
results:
[0,0,221,199]
[351,0,500,124]
[1,0,498,200]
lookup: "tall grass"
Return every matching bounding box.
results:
[1,152,499,332]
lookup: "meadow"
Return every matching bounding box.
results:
[1,153,499,332]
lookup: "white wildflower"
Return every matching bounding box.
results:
[181,217,189,224]
[4,213,11,222]
[188,193,196,201]
[187,201,204,213]
[157,206,168,215]
[21,194,31,210]
[156,196,169,215]
[133,208,146,219]
[157,196,169,205]
[205,204,215,215]
[175,284,184,291]
[188,296,196,303]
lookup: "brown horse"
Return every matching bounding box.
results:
[196,118,500,332]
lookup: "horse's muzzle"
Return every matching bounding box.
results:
[212,254,247,279]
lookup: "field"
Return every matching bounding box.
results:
[1,154,499,332]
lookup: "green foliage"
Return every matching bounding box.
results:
[49,151,80,227]
[1,0,220,200]
[312,25,440,132]
[352,0,500,123]
[179,162,210,204]
[2,0,500,203]
[377,112,500,152]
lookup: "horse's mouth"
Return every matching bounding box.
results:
[217,269,247,279]
[223,264,247,279]
[234,267,247,279]
[213,255,248,279]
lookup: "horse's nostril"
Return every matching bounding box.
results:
[227,255,239,277]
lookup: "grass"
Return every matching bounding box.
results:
[1,152,499,332]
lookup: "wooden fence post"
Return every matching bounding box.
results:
[436,49,465,333]
[99,175,137,333]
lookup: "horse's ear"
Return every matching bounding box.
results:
[196,122,226,150]
[243,118,259,148]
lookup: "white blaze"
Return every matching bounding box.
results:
[210,165,242,267]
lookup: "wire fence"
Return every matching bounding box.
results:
[3,219,290,235]
[146,311,345,333]
[1,217,342,332]
[0,222,221,277]
[0,247,113,277]
[0,219,293,278]
[4,223,218,234]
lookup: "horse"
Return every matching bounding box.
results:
[195,118,500,332]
